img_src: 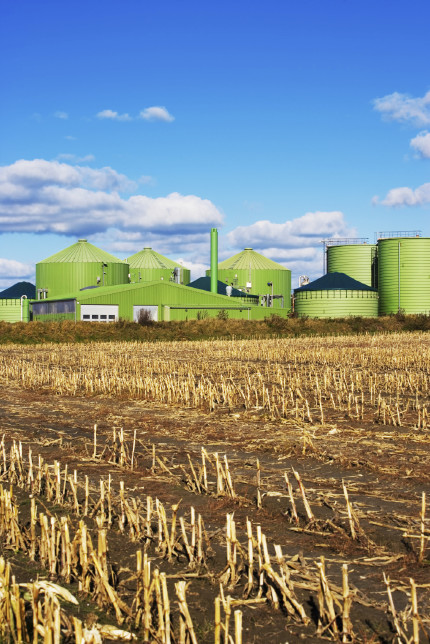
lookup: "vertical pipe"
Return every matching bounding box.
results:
[398,242,401,312]
[210,228,218,294]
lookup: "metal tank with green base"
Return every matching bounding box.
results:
[327,243,377,288]
[126,247,190,285]
[36,239,129,300]
[378,237,430,314]
[207,248,291,310]
[294,272,378,318]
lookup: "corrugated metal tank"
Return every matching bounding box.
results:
[378,237,430,314]
[294,272,378,318]
[208,248,291,310]
[327,244,377,288]
[126,247,190,285]
[295,290,379,318]
[36,239,129,299]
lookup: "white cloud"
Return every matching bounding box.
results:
[228,211,354,248]
[227,212,355,285]
[139,106,175,122]
[96,109,132,121]
[0,159,223,238]
[0,258,33,279]
[375,182,430,207]
[54,111,68,120]
[95,107,174,123]
[57,153,95,164]
[138,175,154,185]
[373,90,430,126]
[174,258,204,282]
[410,131,430,158]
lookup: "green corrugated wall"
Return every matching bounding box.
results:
[378,237,430,314]
[0,299,30,323]
[327,244,377,288]
[295,290,378,318]
[36,261,130,299]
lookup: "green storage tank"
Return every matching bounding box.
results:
[126,247,190,285]
[378,237,430,314]
[36,239,129,300]
[294,272,378,318]
[207,248,291,310]
[327,244,377,288]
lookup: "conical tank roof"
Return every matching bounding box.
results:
[39,239,124,264]
[295,272,377,292]
[218,248,288,271]
[127,247,188,270]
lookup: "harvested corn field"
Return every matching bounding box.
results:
[0,332,429,642]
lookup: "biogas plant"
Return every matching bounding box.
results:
[1,229,430,323]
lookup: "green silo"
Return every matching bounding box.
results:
[327,244,377,288]
[294,273,378,318]
[126,247,191,285]
[378,237,430,314]
[36,239,129,299]
[207,248,291,309]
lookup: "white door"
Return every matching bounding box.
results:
[133,305,158,322]
[81,304,119,322]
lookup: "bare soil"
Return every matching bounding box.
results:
[0,381,429,643]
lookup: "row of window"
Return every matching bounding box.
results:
[82,314,116,321]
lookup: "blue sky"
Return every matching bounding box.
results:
[1,0,430,288]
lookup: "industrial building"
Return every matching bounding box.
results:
[9,229,290,323]
[2,229,430,324]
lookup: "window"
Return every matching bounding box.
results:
[83,314,90,320]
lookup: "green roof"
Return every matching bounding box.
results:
[187,277,259,299]
[38,239,125,264]
[30,280,251,304]
[218,248,288,271]
[295,272,377,293]
[126,247,187,270]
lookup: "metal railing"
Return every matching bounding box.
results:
[374,230,421,242]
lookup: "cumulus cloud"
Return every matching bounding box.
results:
[0,159,223,238]
[0,258,34,281]
[373,90,430,126]
[96,109,132,121]
[139,106,175,122]
[410,131,430,158]
[375,182,430,207]
[226,212,355,284]
[174,258,206,282]
[228,211,354,248]
[54,111,68,120]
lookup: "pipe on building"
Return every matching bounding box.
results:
[210,228,218,294]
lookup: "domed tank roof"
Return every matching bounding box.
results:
[126,247,185,270]
[219,248,288,271]
[295,272,377,293]
[38,239,125,264]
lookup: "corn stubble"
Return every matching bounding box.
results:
[1,334,430,641]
